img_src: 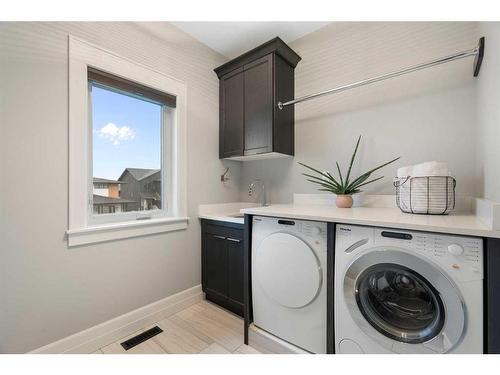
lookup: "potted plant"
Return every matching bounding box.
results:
[298,136,400,208]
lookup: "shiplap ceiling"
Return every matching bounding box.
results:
[171,22,331,59]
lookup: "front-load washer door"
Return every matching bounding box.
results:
[255,232,322,308]
[343,247,465,354]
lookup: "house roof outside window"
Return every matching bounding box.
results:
[119,168,160,181]
[93,177,125,185]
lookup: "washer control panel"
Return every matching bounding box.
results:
[372,228,483,281]
[336,224,483,282]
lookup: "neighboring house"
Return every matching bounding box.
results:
[118,168,161,211]
[93,177,123,198]
[92,177,135,214]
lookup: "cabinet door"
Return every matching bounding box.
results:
[226,236,244,306]
[273,54,295,156]
[204,233,228,298]
[243,54,273,155]
[220,68,244,158]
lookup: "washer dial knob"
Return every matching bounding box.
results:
[448,244,464,256]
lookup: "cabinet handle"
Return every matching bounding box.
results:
[226,238,241,243]
[213,235,226,240]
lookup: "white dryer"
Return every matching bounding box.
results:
[335,224,483,354]
[252,216,327,353]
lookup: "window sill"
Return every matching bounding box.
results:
[66,216,189,247]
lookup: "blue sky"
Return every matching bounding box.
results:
[92,84,162,180]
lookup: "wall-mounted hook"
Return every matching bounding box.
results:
[221,167,230,183]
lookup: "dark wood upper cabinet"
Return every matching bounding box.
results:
[244,55,273,155]
[220,68,244,158]
[214,37,301,160]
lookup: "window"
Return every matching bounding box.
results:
[88,68,174,224]
[68,37,187,246]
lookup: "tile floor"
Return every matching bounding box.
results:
[94,300,262,354]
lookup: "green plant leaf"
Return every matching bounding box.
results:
[326,171,339,186]
[361,156,400,177]
[301,172,341,190]
[336,162,344,188]
[298,162,341,187]
[345,172,372,192]
[305,179,340,193]
[298,162,329,178]
[345,156,400,191]
[299,139,400,197]
[305,180,338,193]
[345,135,361,187]
[353,175,385,189]
[306,178,337,190]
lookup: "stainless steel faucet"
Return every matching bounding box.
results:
[248,179,268,206]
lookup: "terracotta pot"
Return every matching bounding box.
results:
[335,194,353,208]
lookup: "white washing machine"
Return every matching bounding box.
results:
[335,224,483,354]
[252,216,327,353]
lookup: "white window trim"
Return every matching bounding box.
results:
[67,36,188,247]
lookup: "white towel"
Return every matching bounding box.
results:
[397,165,413,178]
[412,161,449,177]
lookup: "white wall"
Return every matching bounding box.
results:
[477,23,500,203]
[240,22,479,204]
[0,22,240,353]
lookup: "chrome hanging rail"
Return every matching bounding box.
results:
[277,37,485,110]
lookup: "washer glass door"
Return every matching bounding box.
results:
[356,263,445,344]
[344,247,465,353]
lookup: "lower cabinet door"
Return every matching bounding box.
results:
[202,221,244,317]
[205,234,228,298]
[227,237,244,307]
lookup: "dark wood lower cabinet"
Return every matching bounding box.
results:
[204,233,228,299]
[227,237,244,308]
[202,219,244,317]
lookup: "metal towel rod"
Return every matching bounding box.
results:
[277,37,485,110]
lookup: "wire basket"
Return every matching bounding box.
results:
[394,176,456,215]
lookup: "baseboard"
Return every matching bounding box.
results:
[248,324,309,354]
[30,284,203,354]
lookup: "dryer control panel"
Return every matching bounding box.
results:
[253,216,327,252]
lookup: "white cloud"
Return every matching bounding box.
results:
[97,123,136,146]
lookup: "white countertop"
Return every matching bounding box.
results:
[199,213,245,224]
[198,202,260,225]
[240,203,500,238]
